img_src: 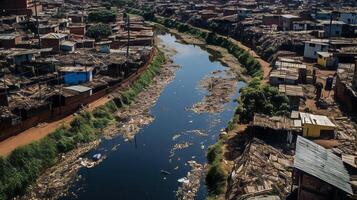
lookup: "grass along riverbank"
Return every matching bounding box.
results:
[125,12,291,198]
[0,49,165,200]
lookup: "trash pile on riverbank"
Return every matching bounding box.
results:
[227,138,293,200]
[18,140,101,200]
[190,71,237,113]
[107,61,179,140]
[20,43,180,199]
[176,161,204,200]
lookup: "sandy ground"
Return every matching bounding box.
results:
[0,96,112,156]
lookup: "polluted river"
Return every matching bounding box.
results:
[60,32,245,200]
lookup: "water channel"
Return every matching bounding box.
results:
[61,32,245,200]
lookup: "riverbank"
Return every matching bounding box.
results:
[154,24,246,114]
[135,13,290,200]
[0,47,173,200]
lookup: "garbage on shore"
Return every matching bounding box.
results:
[227,138,293,200]
[176,161,204,200]
[189,73,237,113]
[21,52,179,199]
[109,59,179,140]
[19,141,101,199]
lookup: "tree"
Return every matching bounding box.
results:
[88,9,117,23]
[86,23,112,41]
[237,78,290,123]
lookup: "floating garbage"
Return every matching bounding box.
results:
[177,177,190,184]
[92,154,101,161]
[176,161,203,200]
[160,170,171,175]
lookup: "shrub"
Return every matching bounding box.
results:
[88,9,117,23]
[207,142,222,164]
[86,23,112,41]
[206,142,227,196]
[206,164,227,195]
[237,79,290,123]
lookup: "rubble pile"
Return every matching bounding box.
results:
[176,161,204,200]
[190,73,237,113]
[227,138,293,200]
[110,60,178,140]
[334,117,357,141]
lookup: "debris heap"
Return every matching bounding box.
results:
[227,138,293,200]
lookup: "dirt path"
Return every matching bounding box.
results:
[225,37,271,83]
[0,96,112,157]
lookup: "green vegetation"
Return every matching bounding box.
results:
[120,49,165,105]
[206,142,227,196]
[0,102,118,200]
[126,12,263,77]
[236,78,290,123]
[88,9,117,23]
[86,23,112,41]
[0,49,165,200]
[105,0,134,7]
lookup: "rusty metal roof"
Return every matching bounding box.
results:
[294,136,353,195]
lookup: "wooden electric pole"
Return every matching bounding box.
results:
[34,0,41,48]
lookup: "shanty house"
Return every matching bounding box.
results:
[299,112,336,138]
[12,49,38,65]
[0,34,22,49]
[317,52,337,69]
[269,68,299,86]
[60,40,76,52]
[41,33,68,51]
[334,63,357,114]
[304,39,329,59]
[281,14,301,31]
[69,24,86,36]
[279,84,304,110]
[59,66,94,85]
[338,11,357,24]
[293,136,353,200]
[321,20,345,37]
[275,58,307,83]
[248,114,300,144]
[97,41,111,53]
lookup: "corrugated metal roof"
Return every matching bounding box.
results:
[279,84,304,97]
[64,85,92,93]
[41,33,67,39]
[294,136,353,195]
[299,112,336,127]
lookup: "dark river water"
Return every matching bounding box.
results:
[61,33,245,200]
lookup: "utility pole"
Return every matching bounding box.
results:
[125,12,130,76]
[126,14,130,60]
[34,0,41,48]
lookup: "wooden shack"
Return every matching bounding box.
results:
[279,84,304,110]
[248,114,301,145]
[293,136,353,200]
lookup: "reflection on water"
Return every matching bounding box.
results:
[61,33,245,200]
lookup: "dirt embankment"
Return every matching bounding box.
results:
[158,27,244,114]
[18,39,180,200]
[0,97,112,157]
